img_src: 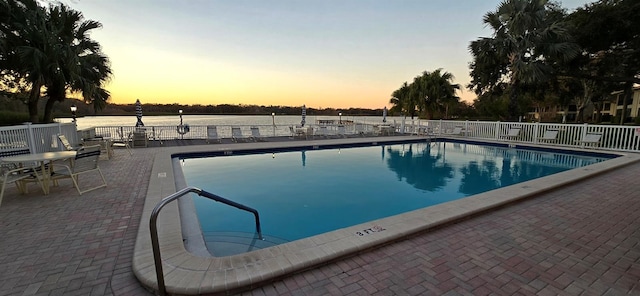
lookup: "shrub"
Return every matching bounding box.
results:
[0,111,31,126]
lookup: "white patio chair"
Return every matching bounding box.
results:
[355,124,368,137]
[1,150,45,207]
[111,132,133,155]
[51,145,107,195]
[577,132,602,147]
[231,127,248,142]
[250,126,264,142]
[337,125,348,138]
[305,127,314,140]
[315,126,330,138]
[132,130,148,148]
[82,137,112,160]
[448,126,465,136]
[206,126,221,143]
[58,134,79,151]
[500,127,521,140]
[290,126,306,139]
[539,129,559,142]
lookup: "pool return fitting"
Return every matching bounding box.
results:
[150,186,263,296]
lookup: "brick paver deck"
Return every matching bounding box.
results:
[1,146,638,295]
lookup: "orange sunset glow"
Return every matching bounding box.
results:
[69,0,593,109]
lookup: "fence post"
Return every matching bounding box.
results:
[580,123,589,148]
[464,120,469,137]
[495,121,501,140]
[26,123,37,154]
[533,122,540,143]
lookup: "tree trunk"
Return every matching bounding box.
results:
[619,81,632,125]
[594,102,603,123]
[508,83,519,121]
[27,81,42,123]
[575,106,585,123]
[43,98,58,123]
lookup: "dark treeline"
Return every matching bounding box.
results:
[0,94,386,125]
[102,102,384,117]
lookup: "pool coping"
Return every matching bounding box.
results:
[132,136,640,295]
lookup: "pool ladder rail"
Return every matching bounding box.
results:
[149,186,263,296]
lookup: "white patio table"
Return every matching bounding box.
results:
[1,151,77,194]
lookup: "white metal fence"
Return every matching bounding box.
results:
[2,120,640,154]
[0,123,78,154]
[422,120,640,152]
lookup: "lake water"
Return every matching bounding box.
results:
[56,114,408,130]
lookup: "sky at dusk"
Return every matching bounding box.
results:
[67,0,594,109]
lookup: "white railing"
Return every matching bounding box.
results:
[424,120,640,152]
[91,123,378,142]
[2,120,640,153]
[0,122,78,153]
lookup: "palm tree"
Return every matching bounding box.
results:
[468,0,579,120]
[391,69,461,120]
[0,0,111,123]
[41,3,112,122]
[390,82,415,118]
[1,0,49,122]
[419,69,460,119]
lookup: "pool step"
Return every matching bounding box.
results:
[203,231,289,257]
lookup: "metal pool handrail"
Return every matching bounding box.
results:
[149,186,263,296]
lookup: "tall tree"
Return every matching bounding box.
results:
[40,3,111,123]
[0,0,48,122]
[0,0,111,123]
[390,82,416,118]
[390,69,461,120]
[468,0,579,120]
[566,0,640,124]
[420,69,460,119]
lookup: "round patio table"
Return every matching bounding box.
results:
[1,151,77,194]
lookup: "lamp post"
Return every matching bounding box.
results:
[339,112,342,125]
[70,104,77,125]
[179,109,184,139]
[271,112,276,137]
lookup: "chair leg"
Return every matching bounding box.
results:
[0,180,6,207]
[73,168,108,195]
[15,180,26,194]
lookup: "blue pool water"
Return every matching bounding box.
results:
[180,141,611,255]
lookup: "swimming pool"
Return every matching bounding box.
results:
[134,136,637,295]
[179,140,612,256]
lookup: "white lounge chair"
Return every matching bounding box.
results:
[58,134,78,151]
[290,126,308,139]
[539,129,559,142]
[337,125,348,138]
[577,132,602,147]
[501,127,521,140]
[132,130,148,148]
[231,127,248,142]
[82,137,113,160]
[206,126,221,143]
[51,145,107,195]
[418,127,434,137]
[355,124,368,137]
[315,126,330,138]
[448,126,465,136]
[250,126,264,142]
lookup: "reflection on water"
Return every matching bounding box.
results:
[385,143,454,192]
[383,142,608,195]
[183,141,610,246]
